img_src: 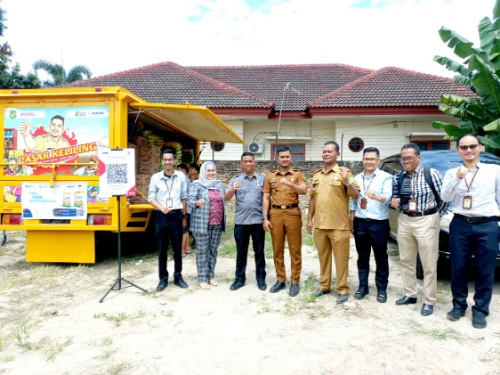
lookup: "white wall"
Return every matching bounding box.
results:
[204,114,457,161]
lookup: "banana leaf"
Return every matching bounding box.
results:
[433,121,472,137]
[469,55,500,112]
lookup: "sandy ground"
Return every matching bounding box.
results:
[0,231,499,375]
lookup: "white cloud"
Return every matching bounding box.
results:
[1,0,494,78]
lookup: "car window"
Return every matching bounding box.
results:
[380,160,395,175]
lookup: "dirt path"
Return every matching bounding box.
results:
[0,231,499,375]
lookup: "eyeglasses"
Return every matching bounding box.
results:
[458,144,479,151]
[362,158,378,162]
[401,156,418,162]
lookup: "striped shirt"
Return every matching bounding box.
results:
[392,165,444,213]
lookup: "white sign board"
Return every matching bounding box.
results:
[97,148,136,197]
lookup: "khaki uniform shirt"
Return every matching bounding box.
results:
[34,135,69,151]
[310,165,359,230]
[263,168,305,206]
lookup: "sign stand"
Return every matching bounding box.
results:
[99,195,147,302]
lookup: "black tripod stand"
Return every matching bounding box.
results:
[100,195,148,303]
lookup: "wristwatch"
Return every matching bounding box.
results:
[262,216,268,220]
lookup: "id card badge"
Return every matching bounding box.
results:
[408,199,418,212]
[360,198,367,209]
[166,198,173,208]
[462,195,473,209]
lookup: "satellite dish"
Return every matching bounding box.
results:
[210,142,225,152]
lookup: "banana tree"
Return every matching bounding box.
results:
[433,0,500,155]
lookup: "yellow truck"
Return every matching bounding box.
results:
[0,86,242,263]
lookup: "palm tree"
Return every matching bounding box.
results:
[33,60,92,87]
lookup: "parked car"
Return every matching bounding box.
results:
[379,150,500,278]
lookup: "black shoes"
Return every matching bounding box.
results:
[337,294,349,304]
[377,291,387,303]
[421,303,434,316]
[315,289,331,298]
[395,296,417,305]
[173,277,188,289]
[289,283,300,297]
[472,314,487,329]
[257,280,267,291]
[230,279,246,291]
[354,286,369,300]
[447,307,466,322]
[270,281,286,293]
[156,280,168,292]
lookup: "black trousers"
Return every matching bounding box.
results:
[353,217,390,291]
[156,210,183,281]
[449,217,499,317]
[234,224,266,282]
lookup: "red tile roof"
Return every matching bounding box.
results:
[67,61,274,109]
[68,62,475,116]
[308,67,475,108]
[190,64,373,111]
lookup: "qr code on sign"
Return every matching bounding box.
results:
[107,164,128,184]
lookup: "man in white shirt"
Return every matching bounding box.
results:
[441,134,500,329]
[350,147,393,303]
[148,149,189,292]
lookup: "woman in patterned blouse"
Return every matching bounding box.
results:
[188,161,226,289]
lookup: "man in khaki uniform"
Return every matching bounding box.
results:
[19,115,70,151]
[307,141,360,304]
[263,146,307,297]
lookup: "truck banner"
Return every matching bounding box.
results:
[21,182,88,220]
[3,106,110,176]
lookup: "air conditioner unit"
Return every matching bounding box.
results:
[248,143,264,154]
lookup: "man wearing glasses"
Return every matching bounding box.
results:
[441,134,500,329]
[148,149,189,292]
[390,143,445,316]
[349,147,393,303]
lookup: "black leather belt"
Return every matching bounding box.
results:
[167,209,182,214]
[272,204,299,209]
[354,217,386,222]
[402,207,438,217]
[454,213,499,224]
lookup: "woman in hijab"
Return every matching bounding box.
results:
[188,161,226,289]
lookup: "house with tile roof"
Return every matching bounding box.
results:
[68,61,474,161]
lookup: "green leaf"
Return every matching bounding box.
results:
[438,26,482,59]
[469,55,500,112]
[432,121,472,138]
[483,118,500,131]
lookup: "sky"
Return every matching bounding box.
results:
[0,0,495,79]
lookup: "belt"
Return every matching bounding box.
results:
[354,217,387,222]
[272,204,299,209]
[167,209,182,215]
[402,207,438,217]
[453,213,499,224]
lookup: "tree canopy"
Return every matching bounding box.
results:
[0,2,40,89]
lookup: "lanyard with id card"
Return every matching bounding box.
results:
[164,177,175,208]
[360,174,374,210]
[462,168,478,209]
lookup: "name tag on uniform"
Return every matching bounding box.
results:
[360,198,367,209]
[408,199,417,212]
[462,195,472,209]
[331,177,341,186]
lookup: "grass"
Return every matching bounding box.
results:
[407,319,464,342]
[94,312,129,327]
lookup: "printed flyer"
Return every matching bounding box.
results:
[21,182,88,220]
